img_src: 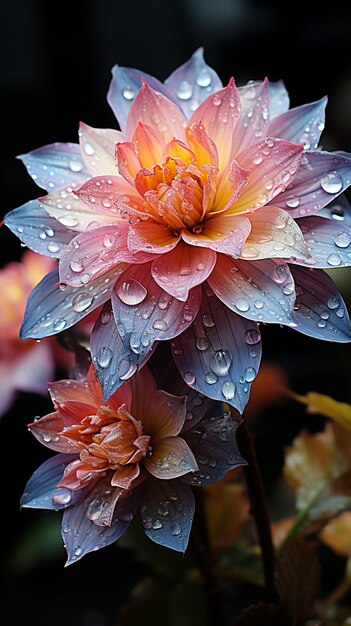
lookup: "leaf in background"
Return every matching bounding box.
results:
[204,480,250,552]
[292,390,351,431]
[320,512,351,557]
[217,542,264,587]
[276,538,320,626]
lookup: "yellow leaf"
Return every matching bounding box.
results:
[320,512,351,557]
[293,391,351,431]
[204,479,250,551]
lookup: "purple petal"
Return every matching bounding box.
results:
[140,477,195,552]
[164,48,223,119]
[62,480,140,564]
[268,98,327,150]
[318,194,351,226]
[107,65,171,132]
[21,454,80,510]
[171,286,262,414]
[234,79,270,154]
[208,256,296,326]
[290,265,351,342]
[111,262,202,366]
[274,151,351,218]
[267,80,290,118]
[19,143,89,192]
[20,266,122,339]
[91,301,157,401]
[4,200,72,258]
[296,216,351,267]
[182,412,246,486]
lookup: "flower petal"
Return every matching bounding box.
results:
[107,64,169,132]
[59,224,153,287]
[185,121,218,168]
[268,80,290,118]
[145,436,198,479]
[240,206,310,261]
[268,98,327,150]
[126,82,186,143]
[228,138,303,214]
[295,216,351,268]
[63,480,140,564]
[182,412,245,486]
[211,160,249,214]
[141,390,187,438]
[171,285,262,413]
[28,412,74,453]
[112,262,202,367]
[20,266,124,339]
[78,122,123,175]
[75,174,137,217]
[189,78,241,171]
[290,265,351,342]
[274,151,351,218]
[164,47,223,119]
[4,200,72,258]
[233,78,270,155]
[151,242,216,301]
[19,142,89,192]
[132,122,165,169]
[21,453,79,510]
[128,367,157,417]
[319,194,351,226]
[90,301,157,401]
[208,255,296,325]
[48,378,97,407]
[128,221,180,254]
[182,214,251,255]
[140,477,195,552]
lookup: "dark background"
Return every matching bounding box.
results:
[1,1,351,624]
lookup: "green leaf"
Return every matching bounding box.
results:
[217,542,265,587]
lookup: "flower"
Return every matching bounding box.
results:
[21,364,244,563]
[5,49,351,413]
[0,251,56,415]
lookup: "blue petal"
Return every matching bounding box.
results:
[20,267,119,339]
[140,477,195,553]
[267,80,290,118]
[21,454,79,510]
[290,265,351,342]
[107,65,171,132]
[171,285,262,414]
[4,200,72,258]
[182,412,246,486]
[19,142,89,192]
[62,481,140,565]
[268,97,327,150]
[208,256,296,326]
[164,48,223,119]
[296,216,351,267]
[318,194,351,226]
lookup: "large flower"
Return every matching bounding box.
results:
[5,49,351,413]
[21,364,243,562]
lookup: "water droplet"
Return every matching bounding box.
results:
[171,522,182,536]
[72,292,94,313]
[253,154,263,165]
[152,319,168,331]
[100,310,112,324]
[321,172,343,194]
[221,380,236,400]
[53,319,67,331]
[70,259,84,273]
[103,234,116,248]
[245,328,261,345]
[47,242,60,253]
[83,142,95,156]
[58,215,79,228]
[327,253,342,266]
[327,296,340,310]
[122,86,136,100]
[282,282,295,296]
[117,279,148,305]
[184,372,196,385]
[244,366,256,382]
[196,68,212,87]
[97,346,112,368]
[120,361,137,380]
[69,160,83,172]
[336,308,345,318]
[176,80,193,100]
[196,336,209,351]
[330,204,345,221]
[273,264,289,284]
[210,349,232,376]
[334,231,351,248]
[285,196,300,209]
[152,519,163,530]
[205,372,217,385]
[52,489,71,506]
[203,313,215,327]
[235,298,250,312]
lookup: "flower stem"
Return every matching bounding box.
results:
[237,418,277,602]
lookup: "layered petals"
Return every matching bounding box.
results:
[78,123,123,175]
[141,390,187,439]
[144,436,198,479]
[128,221,180,254]
[19,142,89,192]
[182,214,251,256]
[21,454,79,510]
[28,412,74,453]
[233,78,270,156]
[296,216,351,267]
[268,97,327,150]
[75,174,137,216]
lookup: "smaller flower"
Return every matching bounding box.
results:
[21,365,244,563]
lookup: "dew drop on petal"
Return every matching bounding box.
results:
[327,296,340,309]
[117,279,148,305]
[320,172,343,194]
[70,259,84,273]
[285,197,300,209]
[97,346,112,368]
[120,361,137,380]
[196,68,212,87]
[184,372,196,385]
[334,231,351,248]
[100,310,112,324]
[244,366,256,382]
[53,318,67,331]
[122,86,136,100]
[235,298,250,312]
[196,336,209,351]
[72,292,94,313]
[176,80,193,100]
[69,160,83,172]
[83,142,95,156]
[52,489,71,506]
[152,319,168,331]
[245,328,261,345]
[221,380,236,400]
[47,242,60,254]
[203,313,215,327]
[210,349,232,376]
[327,253,342,266]
[205,372,218,385]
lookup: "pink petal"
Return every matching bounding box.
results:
[144,436,198,479]
[79,122,123,176]
[128,220,180,254]
[185,121,218,168]
[189,77,241,171]
[76,175,137,217]
[59,223,156,286]
[129,366,157,418]
[111,464,140,489]
[212,160,249,214]
[115,141,140,185]
[132,122,164,169]
[182,214,251,256]
[48,379,97,407]
[126,82,187,143]
[151,241,216,301]
[141,390,187,438]
[28,412,74,453]
[240,205,311,261]
[233,78,270,155]
[225,138,303,214]
[107,381,133,413]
